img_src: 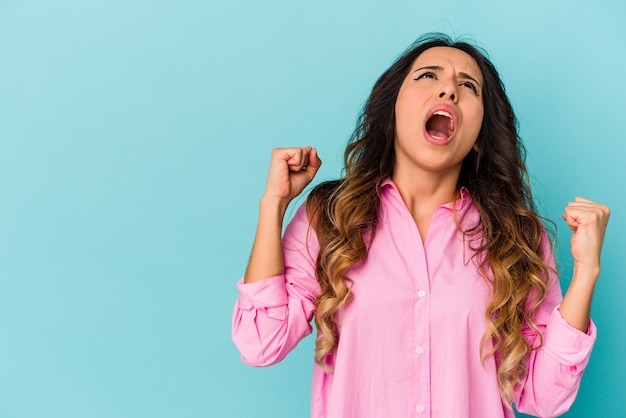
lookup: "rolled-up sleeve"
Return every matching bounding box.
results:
[231,203,321,367]
[514,238,597,417]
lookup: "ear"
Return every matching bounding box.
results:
[472,142,479,152]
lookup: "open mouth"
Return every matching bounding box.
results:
[425,110,455,141]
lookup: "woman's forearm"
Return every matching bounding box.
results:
[559,197,610,332]
[244,197,290,283]
[242,147,322,283]
[558,265,599,332]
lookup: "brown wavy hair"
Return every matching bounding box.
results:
[305,33,553,406]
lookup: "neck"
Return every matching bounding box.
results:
[392,167,460,207]
[391,167,461,242]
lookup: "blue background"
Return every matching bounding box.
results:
[1,0,624,417]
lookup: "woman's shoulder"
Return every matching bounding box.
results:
[309,179,343,201]
[305,179,342,217]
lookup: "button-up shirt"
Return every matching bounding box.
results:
[232,179,596,417]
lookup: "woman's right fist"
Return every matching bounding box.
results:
[263,146,322,204]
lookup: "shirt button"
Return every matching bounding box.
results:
[417,290,426,297]
[415,346,424,355]
[416,405,424,413]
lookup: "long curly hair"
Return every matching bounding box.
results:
[305,33,553,406]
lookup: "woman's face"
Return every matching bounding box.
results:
[394,46,484,181]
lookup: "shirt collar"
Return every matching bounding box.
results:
[380,178,472,211]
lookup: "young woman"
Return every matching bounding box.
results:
[232,33,610,417]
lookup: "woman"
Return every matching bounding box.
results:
[232,33,610,417]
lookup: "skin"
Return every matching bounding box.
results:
[243,47,611,334]
[559,197,610,331]
[244,147,322,283]
[392,47,484,241]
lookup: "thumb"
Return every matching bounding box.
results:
[303,148,322,177]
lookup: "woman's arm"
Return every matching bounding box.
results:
[514,197,610,416]
[558,197,610,331]
[232,147,322,367]
[245,147,322,283]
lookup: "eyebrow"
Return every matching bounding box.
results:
[414,65,482,87]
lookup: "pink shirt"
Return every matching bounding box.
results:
[232,180,596,418]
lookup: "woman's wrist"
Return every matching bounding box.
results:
[572,262,601,284]
[260,194,291,216]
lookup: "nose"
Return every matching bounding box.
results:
[438,81,458,103]
[439,91,455,101]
